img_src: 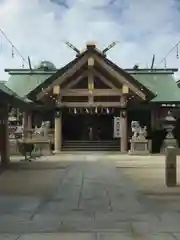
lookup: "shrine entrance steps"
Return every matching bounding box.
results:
[62,140,119,151]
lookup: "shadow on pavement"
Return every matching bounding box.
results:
[7,160,68,171]
[0,160,70,197]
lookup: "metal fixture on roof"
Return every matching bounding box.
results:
[64,41,119,56]
[64,41,81,56]
[36,61,56,70]
[151,54,155,70]
[133,64,139,70]
[64,41,97,55]
[28,56,32,71]
[102,41,119,55]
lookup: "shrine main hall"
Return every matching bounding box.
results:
[4,42,180,153]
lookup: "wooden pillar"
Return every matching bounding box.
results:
[54,110,62,153]
[27,112,32,129]
[23,111,32,128]
[88,57,94,104]
[0,104,9,167]
[22,111,28,138]
[22,111,28,128]
[120,94,128,152]
[22,111,32,138]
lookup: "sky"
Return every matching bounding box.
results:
[0,0,180,80]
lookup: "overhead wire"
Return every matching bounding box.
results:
[159,40,180,67]
[0,28,28,65]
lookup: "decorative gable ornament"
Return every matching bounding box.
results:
[53,85,60,95]
[122,84,129,94]
[88,57,94,67]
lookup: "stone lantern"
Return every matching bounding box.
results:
[162,110,177,150]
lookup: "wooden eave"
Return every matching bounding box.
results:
[60,89,122,96]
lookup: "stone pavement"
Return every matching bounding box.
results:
[1,154,180,239]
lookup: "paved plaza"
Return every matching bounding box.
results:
[0,153,180,239]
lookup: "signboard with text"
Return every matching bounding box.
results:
[113,117,121,138]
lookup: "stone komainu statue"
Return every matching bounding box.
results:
[131,121,147,139]
[34,121,50,137]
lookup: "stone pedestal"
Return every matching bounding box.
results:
[129,136,149,155]
[161,138,178,153]
[33,139,52,156]
[9,140,19,155]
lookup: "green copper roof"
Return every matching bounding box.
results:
[132,73,180,102]
[5,68,180,103]
[0,82,25,99]
[5,73,51,98]
[0,82,30,108]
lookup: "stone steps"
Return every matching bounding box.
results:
[62,140,120,151]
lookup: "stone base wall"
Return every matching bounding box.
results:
[9,140,20,155]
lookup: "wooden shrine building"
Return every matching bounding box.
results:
[4,42,180,153]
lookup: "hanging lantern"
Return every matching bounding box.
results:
[164,59,167,68]
[106,108,109,114]
[74,108,77,114]
[22,60,25,68]
[85,108,89,114]
[12,46,14,58]
[95,107,98,114]
[176,44,179,59]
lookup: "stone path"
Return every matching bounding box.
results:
[1,154,180,239]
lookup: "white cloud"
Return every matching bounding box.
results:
[0,0,180,80]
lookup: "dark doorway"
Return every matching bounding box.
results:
[151,129,166,153]
[173,117,180,148]
[62,112,114,141]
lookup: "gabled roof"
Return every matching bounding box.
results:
[27,46,155,101]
